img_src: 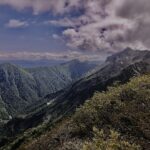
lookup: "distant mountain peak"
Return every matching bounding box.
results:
[62,59,81,65]
[0,62,16,68]
[106,48,150,64]
[122,47,134,52]
[0,60,97,121]
[0,62,29,75]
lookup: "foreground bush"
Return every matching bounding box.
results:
[73,75,150,148]
[82,128,140,150]
[5,75,150,150]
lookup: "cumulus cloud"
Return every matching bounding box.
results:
[116,0,150,49]
[1,0,150,54]
[0,0,80,15]
[52,34,60,40]
[42,0,150,53]
[61,0,150,52]
[5,19,29,28]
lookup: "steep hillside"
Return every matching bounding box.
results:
[0,63,38,116]
[3,74,150,150]
[0,97,9,121]
[0,60,97,121]
[0,48,150,149]
[0,48,149,149]
[43,48,150,121]
[2,48,148,123]
[27,59,97,97]
[36,75,150,150]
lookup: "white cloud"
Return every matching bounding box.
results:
[5,19,29,28]
[44,15,92,28]
[0,0,80,15]
[61,0,150,52]
[1,0,150,54]
[52,34,60,39]
[0,51,105,61]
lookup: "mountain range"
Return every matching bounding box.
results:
[0,60,97,121]
[0,60,66,68]
[0,48,150,150]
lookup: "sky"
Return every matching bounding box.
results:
[0,0,150,61]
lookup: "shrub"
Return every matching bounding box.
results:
[82,128,140,150]
[73,75,150,148]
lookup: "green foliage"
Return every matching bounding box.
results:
[0,61,96,121]
[22,75,149,150]
[1,75,150,150]
[82,128,140,150]
[73,75,150,148]
[0,97,9,120]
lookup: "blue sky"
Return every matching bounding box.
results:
[0,5,67,52]
[0,0,149,61]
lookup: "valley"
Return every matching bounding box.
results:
[0,48,150,150]
[1,1,150,149]
[0,60,97,122]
